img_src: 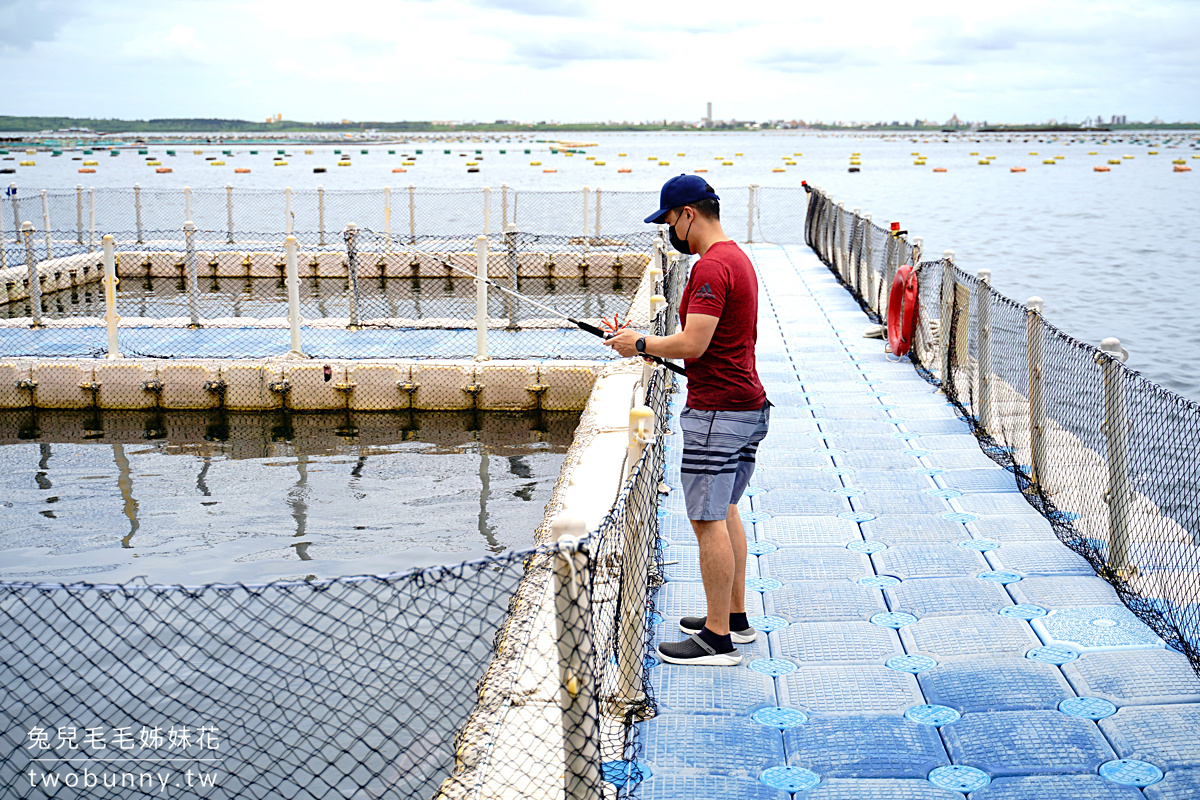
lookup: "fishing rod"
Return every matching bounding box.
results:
[360,228,686,376]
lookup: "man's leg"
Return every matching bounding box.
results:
[690,518,733,636]
[726,503,748,616]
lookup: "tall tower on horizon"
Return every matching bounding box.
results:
[706,102,713,128]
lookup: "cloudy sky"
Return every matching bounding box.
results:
[3,0,1198,124]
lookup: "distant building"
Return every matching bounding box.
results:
[1111,115,1127,125]
[945,113,963,127]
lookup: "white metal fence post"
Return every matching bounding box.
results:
[134,183,144,244]
[594,187,601,237]
[475,235,489,360]
[183,186,192,227]
[975,269,993,429]
[1099,337,1134,572]
[76,184,84,245]
[102,234,121,358]
[8,183,18,243]
[483,186,491,235]
[22,221,42,327]
[87,188,96,253]
[616,404,654,714]
[550,515,598,800]
[382,186,391,250]
[183,222,200,328]
[407,184,416,244]
[938,248,956,386]
[501,183,509,230]
[582,187,590,238]
[747,184,757,243]
[505,223,519,326]
[318,185,327,246]
[345,222,360,329]
[40,190,52,258]
[285,187,294,234]
[1026,297,1048,487]
[225,183,235,244]
[285,235,304,357]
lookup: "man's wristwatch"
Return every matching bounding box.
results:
[635,337,647,354]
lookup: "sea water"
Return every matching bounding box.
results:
[9,129,1199,398]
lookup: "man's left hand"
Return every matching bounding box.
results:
[603,329,645,358]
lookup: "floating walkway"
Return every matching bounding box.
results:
[632,243,1200,799]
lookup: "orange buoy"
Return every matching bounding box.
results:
[156,167,173,173]
[78,168,96,173]
[694,168,708,173]
[542,169,557,173]
[617,168,632,173]
[392,168,407,173]
[1010,167,1026,173]
[234,168,250,174]
[932,167,947,173]
[1174,165,1192,172]
[887,264,919,357]
[1094,166,1111,172]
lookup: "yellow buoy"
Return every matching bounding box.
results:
[1043,159,1056,164]
[211,160,225,165]
[1173,159,1186,165]
[911,152,920,156]
[595,161,606,165]
[82,160,98,166]
[19,160,35,166]
[618,153,627,157]
[785,161,796,166]
[735,152,743,156]
[1029,152,1038,155]
[530,161,541,166]
[793,152,802,157]
[1123,155,1134,159]
[1088,151,1098,155]
[1148,151,1158,155]
[978,159,990,165]
[677,152,685,156]
[970,151,979,156]
[586,156,595,160]
[648,156,658,160]
[338,160,351,166]
[193,149,203,155]
[466,161,478,166]
[305,149,314,155]
[722,161,733,166]
[781,156,791,160]
[772,168,786,173]
[274,161,287,166]
[25,149,36,155]
[658,161,670,165]
[1054,155,1065,160]
[146,160,161,166]
[402,160,415,166]
[850,159,861,165]
[1108,159,1121,165]
[915,160,926,165]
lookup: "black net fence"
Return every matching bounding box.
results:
[0,226,665,368]
[0,359,676,799]
[805,184,1200,676]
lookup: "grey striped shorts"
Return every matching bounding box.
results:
[679,400,771,521]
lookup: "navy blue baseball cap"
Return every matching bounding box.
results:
[643,174,720,224]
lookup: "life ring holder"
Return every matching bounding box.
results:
[887,264,919,358]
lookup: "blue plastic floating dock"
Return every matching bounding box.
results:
[632,244,1200,798]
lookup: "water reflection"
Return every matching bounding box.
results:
[0,407,579,584]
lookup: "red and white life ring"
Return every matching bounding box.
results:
[887,264,919,357]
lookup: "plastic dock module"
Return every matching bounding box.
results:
[632,243,1200,800]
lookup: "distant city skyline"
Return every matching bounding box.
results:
[3,0,1197,124]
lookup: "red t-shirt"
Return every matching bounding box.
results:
[677,240,766,411]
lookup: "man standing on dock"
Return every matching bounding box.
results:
[604,174,769,665]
